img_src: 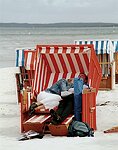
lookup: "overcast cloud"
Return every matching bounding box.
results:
[0,0,118,23]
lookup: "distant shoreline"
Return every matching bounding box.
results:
[0,22,118,28]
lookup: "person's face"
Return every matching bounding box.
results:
[67,78,73,84]
[78,74,86,82]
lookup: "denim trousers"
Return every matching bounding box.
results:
[74,78,83,121]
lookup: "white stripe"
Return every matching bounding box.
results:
[62,54,71,72]
[58,47,63,53]
[26,52,32,70]
[66,47,71,53]
[86,50,91,63]
[54,54,63,72]
[64,115,74,125]
[66,73,72,79]
[92,41,96,50]
[40,115,51,123]
[46,54,55,72]
[50,47,55,53]
[40,60,45,92]
[58,73,63,81]
[19,50,23,66]
[28,92,31,108]
[113,41,118,51]
[47,73,55,88]
[79,53,88,73]
[75,72,80,77]
[103,41,107,53]
[25,115,37,123]
[33,59,36,70]
[33,56,39,93]
[41,47,46,53]
[70,54,80,72]
[75,47,80,53]
[31,115,45,123]
[43,66,47,90]
[36,55,42,92]
[86,41,90,44]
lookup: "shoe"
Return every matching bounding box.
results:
[51,120,59,125]
[50,109,61,122]
[28,102,38,116]
[18,130,44,141]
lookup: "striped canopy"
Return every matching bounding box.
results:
[33,44,102,95]
[16,49,36,70]
[24,50,36,70]
[111,40,118,52]
[74,40,115,54]
[16,49,24,67]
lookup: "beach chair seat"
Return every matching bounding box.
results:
[49,115,74,136]
[23,114,51,133]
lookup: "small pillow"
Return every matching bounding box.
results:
[61,91,72,97]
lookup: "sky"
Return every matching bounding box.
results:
[0,0,118,23]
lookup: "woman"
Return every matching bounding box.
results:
[29,78,74,116]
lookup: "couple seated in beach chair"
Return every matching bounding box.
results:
[29,73,89,125]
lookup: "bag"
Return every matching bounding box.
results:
[68,120,94,137]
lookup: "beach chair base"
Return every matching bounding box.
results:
[49,115,74,136]
[23,114,51,133]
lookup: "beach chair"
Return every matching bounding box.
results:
[75,39,115,90]
[20,44,102,135]
[15,49,36,103]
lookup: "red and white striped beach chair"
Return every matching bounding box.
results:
[16,49,36,103]
[20,44,102,134]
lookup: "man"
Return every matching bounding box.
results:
[74,73,88,121]
[50,73,88,124]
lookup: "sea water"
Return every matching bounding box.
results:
[0,26,118,68]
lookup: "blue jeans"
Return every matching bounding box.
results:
[74,78,83,121]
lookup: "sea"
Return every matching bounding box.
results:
[0,26,118,68]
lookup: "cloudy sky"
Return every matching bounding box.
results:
[0,0,118,23]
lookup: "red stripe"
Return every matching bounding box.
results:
[43,66,48,90]
[41,60,46,91]
[75,54,84,73]
[43,54,52,72]
[30,53,33,70]
[62,47,67,53]
[34,57,40,93]
[44,72,51,90]
[24,51,28,68]
[58,54,68,73]
[30,51,35,70]
[70,47,76,53]
[70,73,76,78]
[46,47,51,53]
[66,54,76,73]
[42,55,52,89]
[62,73,67,79]
[37,47,42,53]
[79,47,84,52]
[50,54,60,73]
[54,47,58,53]
[83,53,89,71]
[37,56,44,93]
[52,73,59,84]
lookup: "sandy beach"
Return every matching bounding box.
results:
[0,67,118,150]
